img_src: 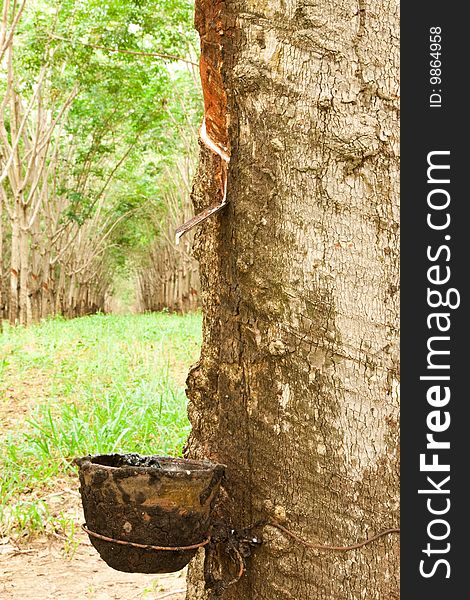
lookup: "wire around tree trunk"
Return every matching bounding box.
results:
[81,524,210,552]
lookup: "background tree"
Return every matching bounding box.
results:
[0,0,201,325]
[185,0,400,599]
[136,104,200,313]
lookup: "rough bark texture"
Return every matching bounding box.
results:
[185,0,399,599]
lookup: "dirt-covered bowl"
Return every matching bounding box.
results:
[74,454,225,573]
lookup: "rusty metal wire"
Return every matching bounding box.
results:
[81,524,210,552]
[82,517,399,599]
[267,520,400,552]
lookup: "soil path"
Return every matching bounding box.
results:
[0,533,187,599]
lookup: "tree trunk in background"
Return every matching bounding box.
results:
[0,193,3,330]
[18,202,31,325]
[0,192,3,329]
[9,212,20,325]
[136,155,201,315]
[186,1,399,599]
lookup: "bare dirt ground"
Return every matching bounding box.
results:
[0,533,187,600]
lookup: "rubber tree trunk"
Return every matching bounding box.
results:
[0,193,3,330]
[185,0,399,599]
[9,212,20,325]
[19,203,32,326]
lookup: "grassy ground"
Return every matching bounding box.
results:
[0,312,202,542]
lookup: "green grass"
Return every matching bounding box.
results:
[0,312,202,539]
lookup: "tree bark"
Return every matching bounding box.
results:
[18,202,32,325]
[9,212,20,325]
[185,1,399,599]
[0,189,3,329]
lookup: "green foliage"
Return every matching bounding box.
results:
[2,0,201,304]
[0,312,202,537]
